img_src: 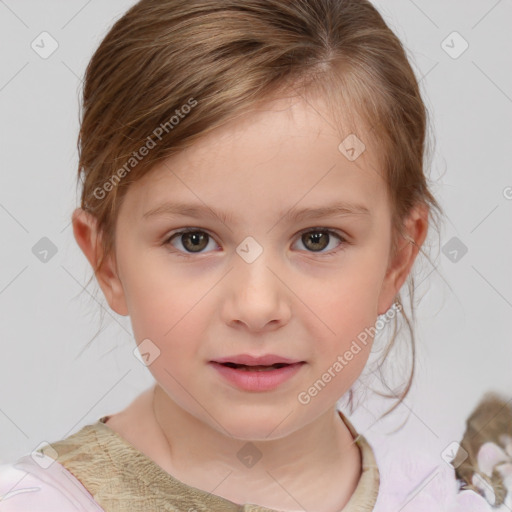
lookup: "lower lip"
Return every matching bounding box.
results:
[209,362,304,392]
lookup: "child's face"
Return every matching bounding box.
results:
[97,94,419,439]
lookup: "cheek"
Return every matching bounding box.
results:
[130,290,209,350]
[303,262,383,331]
[120,253,211,345]
[298,260,384,376]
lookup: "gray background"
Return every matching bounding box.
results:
[0,0,511,465]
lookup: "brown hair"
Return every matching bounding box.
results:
[75,0,443,419]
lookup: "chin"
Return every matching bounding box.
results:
[206,406,303,442]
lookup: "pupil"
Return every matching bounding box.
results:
[183,232,207,252]
[304,231,328,251]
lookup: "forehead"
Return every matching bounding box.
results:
[119,94,389,223]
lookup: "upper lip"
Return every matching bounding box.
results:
[212,354,303,366]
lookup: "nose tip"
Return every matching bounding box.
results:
[224,266,291,332]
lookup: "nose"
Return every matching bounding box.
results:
[221,248,292,332]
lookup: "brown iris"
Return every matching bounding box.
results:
[302,231,329,252]
[180,231,209,252]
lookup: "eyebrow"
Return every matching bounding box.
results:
[142,200,371,225]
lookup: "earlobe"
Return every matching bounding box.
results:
[377,204,429,315]
[71,208,129,316]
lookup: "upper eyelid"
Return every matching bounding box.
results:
[296,226,347,237]
[166,226,348,238]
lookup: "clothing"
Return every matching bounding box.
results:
[367,428,501,512]
[0,410,376,511]
[0,410,498,511]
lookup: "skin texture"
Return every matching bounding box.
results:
[72,93,429,511]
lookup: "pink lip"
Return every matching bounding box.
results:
[209,360,305,392]
[212,354,302,365]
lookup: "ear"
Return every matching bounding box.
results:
[71,208,129,316]
[377,203,429,315]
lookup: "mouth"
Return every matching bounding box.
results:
[217,362,294,371]
[212,353,304,366]
[209,357,306,391]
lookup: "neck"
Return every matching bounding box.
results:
[150,384,361,511]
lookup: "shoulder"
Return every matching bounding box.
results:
[0,453,104,512]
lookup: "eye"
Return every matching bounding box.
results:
[164,228,219,257]
[164,227,347,258]
[292,228,347,257]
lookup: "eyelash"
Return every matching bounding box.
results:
[162,227,349,259]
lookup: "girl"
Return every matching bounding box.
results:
[0,0,508,510]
